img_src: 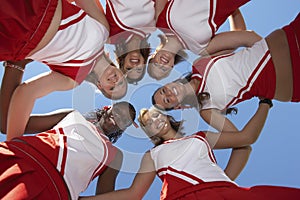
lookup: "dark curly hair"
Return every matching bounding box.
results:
[84,101,136,143]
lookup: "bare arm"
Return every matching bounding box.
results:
[73,0,110,31]
[200,108,252,180]
[25,109,74,133]
[79,152,156,200]
[228,9,246,31]
[95,149,123,194]
[205,102,271,149]
[0,60,32,134]
[155,0,168,21]
[204,30,262,55]
[6,71,77,140]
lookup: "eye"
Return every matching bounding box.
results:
[151,112,159,118]
[164,98,170,104]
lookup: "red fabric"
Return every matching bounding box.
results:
[0,0,58,61]
[213,0,250,34]
[0,142,69,200]
[283,13,300,102]
[164,181,300,200]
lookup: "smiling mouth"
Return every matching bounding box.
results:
[130,58,140,63]
[160,55,169,64]
[157,120,165,129]
[172,87,178,96]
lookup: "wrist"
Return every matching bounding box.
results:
[3,61,25,72]
[259,98,273,108]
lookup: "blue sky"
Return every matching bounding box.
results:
[0,1,300,199]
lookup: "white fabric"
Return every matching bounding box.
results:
[28,10,108,68]
[106,0,156,36]
[193,39,271,111]
[162,0,217,54]
[53,111,109,200]
[150,134,234,184]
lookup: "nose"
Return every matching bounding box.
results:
[108,74,118,83]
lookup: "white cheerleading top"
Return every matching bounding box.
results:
[150,132,234,185]
[28,1,108,83]
[192,39,274,111]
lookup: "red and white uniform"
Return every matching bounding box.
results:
[105,0,156,43]
[0,0,108,84]
[156,0,249,54]
[0,111,117,200]
[150,132,300,200]
[28,0,108,83]
[192,39,276,111]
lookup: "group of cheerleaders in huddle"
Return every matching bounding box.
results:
[0,0,299,199]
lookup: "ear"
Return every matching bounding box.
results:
[96,81,103,90]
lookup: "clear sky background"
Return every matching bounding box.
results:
[0,0,300,199]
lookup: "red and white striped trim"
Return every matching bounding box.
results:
[106,0,146,38]
[59,9,86,30]
[201,53,232,93]
[225,50,271,108]
[158,167,204,185]
[56,128,68,176]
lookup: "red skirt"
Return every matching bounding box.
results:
[0,141,70,200]
[0,0,58,61]
[165,181,300,200]
[282,12,300,102]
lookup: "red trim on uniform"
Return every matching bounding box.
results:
[283,13,300,102]
[106,0,146,38]
[208,0,215,37]
[58,128,68,176]
[226,50,270,108]
[0,141,70,199]
[59,11,86,30]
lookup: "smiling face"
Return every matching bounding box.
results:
[98,103,134,136]
[140,108,172,140]
[148,49,175,80]
[97,65,127,99]
[123,51,146,81]
[153,82,186,110]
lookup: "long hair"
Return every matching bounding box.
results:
[114,34,151,84]
[147,34,188,80]
[152,73,237,115]
[138,108,185,146]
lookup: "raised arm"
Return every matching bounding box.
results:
[200,108,251,180]
[228,9,246,31]
[204,30,263,56]
[6,71,77,140]
[155,0,168,21]
[205,100,272,149]
[73,0,110,31]
[79,152,156,200]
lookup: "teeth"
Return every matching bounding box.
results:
[110,117,116,125]
[172,87,178,95]
[130,59,139,63]
[157,120,165,129]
